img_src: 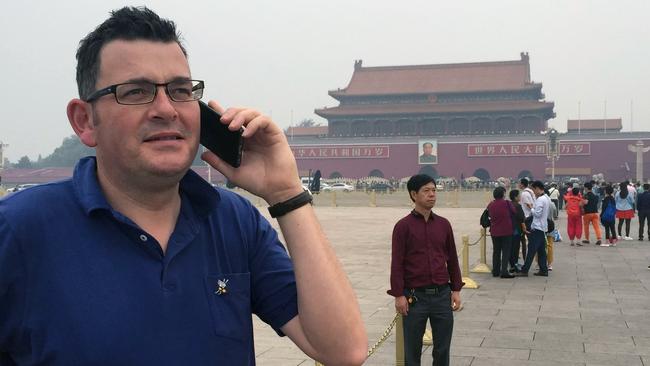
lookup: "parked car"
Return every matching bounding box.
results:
[369,182,395,193]
[322,183,354,192]
[6,183,39,193]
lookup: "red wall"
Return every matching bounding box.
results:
[291,136,650,182]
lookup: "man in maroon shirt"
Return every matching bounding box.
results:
[388,174,463,366]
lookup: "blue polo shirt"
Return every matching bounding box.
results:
[0,157,298,365]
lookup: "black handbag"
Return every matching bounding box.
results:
[480,208,491,228]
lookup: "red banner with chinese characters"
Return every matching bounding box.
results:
[291,145,390,159]
[467,142,590,157]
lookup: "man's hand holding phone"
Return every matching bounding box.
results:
[200,101,302,205]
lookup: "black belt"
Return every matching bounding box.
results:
[412,283,449,292]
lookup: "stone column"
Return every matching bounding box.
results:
[628,140,650,182]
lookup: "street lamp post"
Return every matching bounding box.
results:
[544,128,560,181]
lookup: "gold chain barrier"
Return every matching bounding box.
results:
[470,227,492,274]
[314,313,401,366]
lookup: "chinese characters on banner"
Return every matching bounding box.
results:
[467,142,590,157]
[291,145,390,159]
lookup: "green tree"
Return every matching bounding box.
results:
[15,156,33,168]
[35,135,95,167]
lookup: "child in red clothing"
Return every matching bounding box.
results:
[564,187,587,246]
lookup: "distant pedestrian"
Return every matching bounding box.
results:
[545,188,556,270]
[615,182,635,241]
[637,183,650,241]
[600,186,617,246]
[548,183,560,219]
[519,178,535,219]
[516,180,551,277]
[564,187,586,246]
[508,189,526,272]
[582,182,602,245]
[487,187,515,278]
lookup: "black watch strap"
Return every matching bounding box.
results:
[268,190,313,218]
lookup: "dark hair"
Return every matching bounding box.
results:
[509,189,520,201]
[605,185,614,195]
[406,174,436,202]
[75,6,186,100]
[422,142,433,148]
[584,182,592,190]
[531,180,544,189]
[644,183,650,191]
[493,186,506,199]
[572,187,580,195]
[619,182,629,199]
[519,178,529,187]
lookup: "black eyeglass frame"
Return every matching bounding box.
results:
[83,79,205,105]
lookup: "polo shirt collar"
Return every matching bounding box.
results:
[410,209,436,221]
[72,156,220,217]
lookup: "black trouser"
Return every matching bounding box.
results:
[639,210,650,239]
[521,229,548,274]
[603,220,616,239]
[403,285,453,366]
[510,233,521,269]
[618,218,631,237]
[491,235,512,276]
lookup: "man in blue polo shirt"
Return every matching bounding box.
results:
[0,7,366,366]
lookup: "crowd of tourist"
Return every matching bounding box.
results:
[484,178,650,276]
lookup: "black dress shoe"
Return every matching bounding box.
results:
[500,274,515,278]
[533,272,549,277]
[492,273,499,277]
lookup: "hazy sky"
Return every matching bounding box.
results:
[1,0,649,162]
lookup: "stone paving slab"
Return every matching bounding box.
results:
[250,203,650,365]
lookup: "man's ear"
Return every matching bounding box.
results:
[67,99,97,147]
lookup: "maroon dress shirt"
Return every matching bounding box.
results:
[388,210,464,297]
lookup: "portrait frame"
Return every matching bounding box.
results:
[418,139,438,165]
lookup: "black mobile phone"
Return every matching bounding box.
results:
[199,101,243,168]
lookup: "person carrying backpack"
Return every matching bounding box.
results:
[564,187,586,246]
[600,185,617,246]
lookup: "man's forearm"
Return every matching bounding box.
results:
[277,204,367,365]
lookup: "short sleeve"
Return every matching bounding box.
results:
[247,210,298,336]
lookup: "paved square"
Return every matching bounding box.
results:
[245,191,650,365]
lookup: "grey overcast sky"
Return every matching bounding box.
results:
[1,0,649,162]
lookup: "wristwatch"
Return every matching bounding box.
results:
[268,190,313,218]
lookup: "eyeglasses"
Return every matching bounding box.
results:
[84,79,204,105]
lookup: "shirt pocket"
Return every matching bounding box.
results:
[204,272,252,343]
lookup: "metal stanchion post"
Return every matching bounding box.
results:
[471,227,492,273]
[370,190,377,207]
[331,191,337,207]
[453,188,459,208]
[395,315,405,366]
[461,234,479,289]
